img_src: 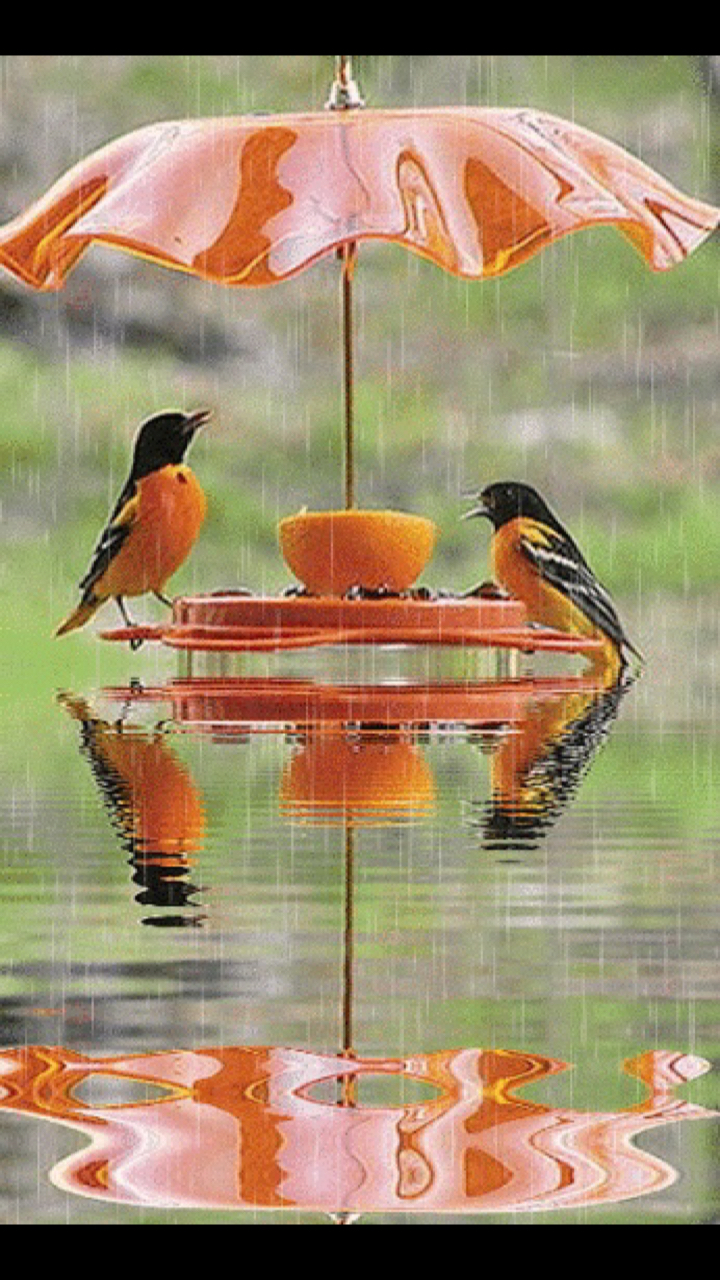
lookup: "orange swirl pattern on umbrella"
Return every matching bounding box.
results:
[0,108,717,292]
[0,1043,713,1214]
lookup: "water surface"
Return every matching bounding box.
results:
[1,599,719,1224]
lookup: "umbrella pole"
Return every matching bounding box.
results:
[341,241,357,510]
[326,57,364,511]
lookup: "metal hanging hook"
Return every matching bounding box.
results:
[325,55,365,111]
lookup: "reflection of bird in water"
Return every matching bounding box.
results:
[57,693,205,926]
[55,409,210,648]
[463,481,644,680]
[476,673,634,853]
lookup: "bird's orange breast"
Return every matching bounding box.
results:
[493,519,598,637]
[99,464,207,599]
[492,518,621,680]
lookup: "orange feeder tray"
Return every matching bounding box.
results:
[99,591,607,657]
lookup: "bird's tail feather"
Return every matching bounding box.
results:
[55,596,101,638]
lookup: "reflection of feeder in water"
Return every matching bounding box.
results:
[103,670,615,738]
[57,693,206,928]
[2,57,718,661]
[63,671,615,929]
[0,1041,714,1217]
[102,668,627,841]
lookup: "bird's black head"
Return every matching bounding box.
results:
[463,481,563,533]
[130,409,211,481]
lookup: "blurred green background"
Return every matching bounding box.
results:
[1,55,719,691]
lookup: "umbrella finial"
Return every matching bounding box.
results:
[325,55,365,110]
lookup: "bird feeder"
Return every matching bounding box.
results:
[2,56,718,659]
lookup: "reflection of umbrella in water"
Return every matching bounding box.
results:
[0,1041,714,1217]
[34,673,717,1218]
[3,57,718,649]
[47,676,715,1220]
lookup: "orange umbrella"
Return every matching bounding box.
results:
[1,87,716,291]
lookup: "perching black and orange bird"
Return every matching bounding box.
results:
[463,481,643,675]
[56,409,210,645]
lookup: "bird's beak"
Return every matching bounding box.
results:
[461,494,490,521]
[184,408,212,435]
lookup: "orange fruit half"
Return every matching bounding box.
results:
[278,509,438,597]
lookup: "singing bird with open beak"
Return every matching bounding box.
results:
[464,480,643,676]
[56,408,210,646]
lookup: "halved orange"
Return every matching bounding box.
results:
[278,508,438,597]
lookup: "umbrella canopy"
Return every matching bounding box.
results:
[0,106,718,292]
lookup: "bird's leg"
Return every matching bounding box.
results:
[115,596,135,627]
[115,596,144,651]
[153,591,173,608]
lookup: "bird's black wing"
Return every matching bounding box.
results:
[78,478,138,597]
[518,525,631,651]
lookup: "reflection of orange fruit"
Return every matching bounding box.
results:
[280,737,436,826]
[278,509,438,597]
